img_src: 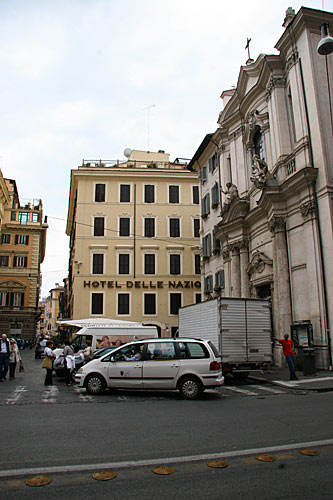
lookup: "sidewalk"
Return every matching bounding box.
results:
[249,366,333,392]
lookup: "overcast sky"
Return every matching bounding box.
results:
[0,0,330,297]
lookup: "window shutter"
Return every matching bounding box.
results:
[15,235,18,244]
[24,257,27,267]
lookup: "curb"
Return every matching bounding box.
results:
[248,375,333,392]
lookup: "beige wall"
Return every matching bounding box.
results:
[67,153,201,336]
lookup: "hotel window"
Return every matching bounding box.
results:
[10,212,16,221]
[92,254,104,274]
[32,213,39,223]
[202,233,212,257]
[194,254,201,275]
[13,293,24,307]
[170,293,182,315]
[144,218,155,238]
[15,235,29,245]
[13,256,27,268]
[201,193,210,216]
[170,254,180,275]
[120,184,130,202]
[144,294,156,315]
[211,182,219,207]
[169,218,180,237]
[0,256,9,267]
[204,275,213,293]
[1,234,10,244]
[193,218,200,238]
[144,254,155,274]
[0,292,9,306]
[195,293,201,304]
[119,217,130,237]
[169,185,179,203]
[192,185,199,204]
[95,183,106,202]
[144,185,155,203]
[18,212,29,225]
[118,254,130,274]
[94,217,105,236]
[118,293,130,315]
[91,293,103,315]
[215,269,225,289]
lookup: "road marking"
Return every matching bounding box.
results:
[6,386,27,405]
[223,386,258,396]
[42,386,59,403]
[1,438,332,478]
[255,385,285,395]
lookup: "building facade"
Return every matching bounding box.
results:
[66,150,201,336]
[189,7,333,369]
[0,178,48,340]
[40,283,65,338]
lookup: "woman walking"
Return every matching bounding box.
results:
[43,340,56,386]
[9,339,21,379]
[62,339,74,386]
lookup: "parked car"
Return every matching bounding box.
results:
[35,339,47,359]
[74,338,224,399]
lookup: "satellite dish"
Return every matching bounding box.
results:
[124,148,132,158]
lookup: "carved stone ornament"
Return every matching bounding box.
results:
[222,248,230,260]
[221,183,239,214]
[300,199,316,217]
[286,49,299,72]
[266,76,286,99]
[250,155,269,188]
[268,216,286,233]
[247,251,273,275]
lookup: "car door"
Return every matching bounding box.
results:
[142,342,180,389]
[107,343,144,389]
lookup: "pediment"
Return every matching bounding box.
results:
[221,198,249,224]
[247,251,273,276]
[0,280,26,290]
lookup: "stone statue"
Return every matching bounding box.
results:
[250,154,268,188]
[221,182,238,210]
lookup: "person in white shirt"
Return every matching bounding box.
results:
[0,334,10,382]
[9,339,21,379]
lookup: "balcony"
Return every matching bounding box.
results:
[80,159,189,171]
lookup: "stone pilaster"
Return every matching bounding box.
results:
[239,241,250,298]
[230,243,241,297]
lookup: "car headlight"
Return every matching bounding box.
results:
[77,368,84,374]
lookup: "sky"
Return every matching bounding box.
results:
[0,0,331,297]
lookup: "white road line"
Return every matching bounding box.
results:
[42,386,59,403]
[6,386,27,405]
[1,438,332,478]
[255,385,285,395]
[223,386,258,396]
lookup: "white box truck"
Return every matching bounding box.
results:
[178,297,272,378]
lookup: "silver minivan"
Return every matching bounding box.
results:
[74,338,224,399]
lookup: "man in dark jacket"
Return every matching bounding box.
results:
[0,333,10,382]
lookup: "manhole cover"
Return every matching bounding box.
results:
[256,454,276,462]
[299,449,320,456]
[25,475,52,487]
[152,466,175,475]
[92,471,117,481]
[207,460,229,468]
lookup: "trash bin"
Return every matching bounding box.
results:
[302,348,316,376]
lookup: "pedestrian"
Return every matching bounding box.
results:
[0,334,10,382]
[9,339,21,379]
[43,340,56,386]
[62,339,74,386]
[274,333,298,380]
[82,340,93,364]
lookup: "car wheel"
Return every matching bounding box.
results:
[179,377,202,400]
[85,374,106,395]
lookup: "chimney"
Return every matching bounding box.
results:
[283,7,296,29]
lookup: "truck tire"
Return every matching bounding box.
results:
[233,372,249,380]
[85,374,106,395]
[179,377,202,400]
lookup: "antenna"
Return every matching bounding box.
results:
[143,104,155,151]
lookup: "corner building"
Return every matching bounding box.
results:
[66,150,201,336]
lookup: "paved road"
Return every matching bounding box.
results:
[1,350,332,499]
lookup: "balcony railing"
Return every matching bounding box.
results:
[80,159,189,171]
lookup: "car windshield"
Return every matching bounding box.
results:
[94,347,116,358]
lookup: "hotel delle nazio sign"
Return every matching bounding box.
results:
[83,280,201,289]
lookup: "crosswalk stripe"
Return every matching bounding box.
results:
[223,386,258,396]
[6,386,27,405]
[255,385,285,395]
